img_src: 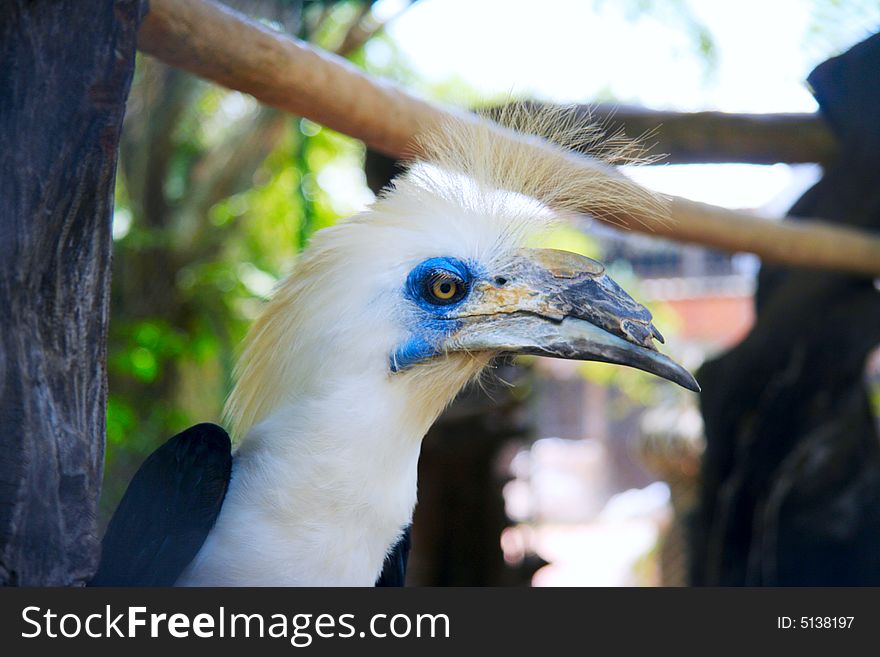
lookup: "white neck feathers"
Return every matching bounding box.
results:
[178,360,483,586]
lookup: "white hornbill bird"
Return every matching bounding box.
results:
[92,111,699,587]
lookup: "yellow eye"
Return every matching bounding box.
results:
[421,268,467,305]
[431,278,458,300]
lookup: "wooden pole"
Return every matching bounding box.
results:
[138,0,880,277]
[577,105,838,165]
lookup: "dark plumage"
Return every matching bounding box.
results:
[376,526,412,587]
[91,423,232,586]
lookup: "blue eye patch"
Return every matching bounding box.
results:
[404,257,473,312]
[391,257,479,372]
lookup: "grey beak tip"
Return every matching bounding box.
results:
[681,373,702,393]
[660,357,700,392]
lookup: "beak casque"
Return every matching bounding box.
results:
[447,248,701,392]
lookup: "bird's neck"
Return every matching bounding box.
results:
[242,373,436,531]
[182,367,475,586]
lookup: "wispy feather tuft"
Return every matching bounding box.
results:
[412,102,669,229]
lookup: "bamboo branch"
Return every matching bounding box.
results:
[137,0,880,276]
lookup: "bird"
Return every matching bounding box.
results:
[91,107,699,587]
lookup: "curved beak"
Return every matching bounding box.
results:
[446,248,700,392]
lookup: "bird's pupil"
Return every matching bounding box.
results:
[419,266,467,305]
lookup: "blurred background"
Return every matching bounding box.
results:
[104,0,880,585]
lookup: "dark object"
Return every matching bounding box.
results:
[375,526,411,587]
[691,34,880,585]
[408,366,534,586]
[0,0,145,585]
[91,424,232,587]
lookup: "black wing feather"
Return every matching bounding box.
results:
[375,525,411,587]
[90,423,232,586]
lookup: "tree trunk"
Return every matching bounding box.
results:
[0,0,144,585]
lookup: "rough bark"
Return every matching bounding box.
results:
[691,33,880,586]
[0,0,144,585]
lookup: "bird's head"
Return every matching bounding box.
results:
[391,245,696,389]
[226,112,698,439]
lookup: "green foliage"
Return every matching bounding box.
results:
[102,2,379,521]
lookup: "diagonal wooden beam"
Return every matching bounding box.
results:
[137,0,880,276]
